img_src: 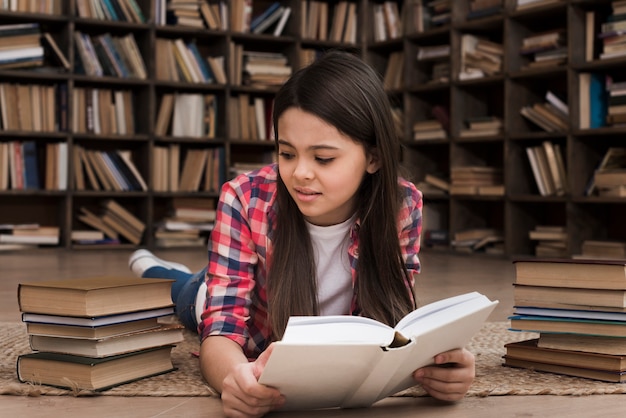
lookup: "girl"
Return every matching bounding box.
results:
[130,50,475,418]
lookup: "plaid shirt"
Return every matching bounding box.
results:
[199,164,422,358]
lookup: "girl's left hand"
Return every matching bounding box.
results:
[412,348,475,402]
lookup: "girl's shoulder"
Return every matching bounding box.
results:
[228,163,277,191]
[398,177,423,204]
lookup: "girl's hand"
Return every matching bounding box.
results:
[412,348,475,402]
[220,344,286,418]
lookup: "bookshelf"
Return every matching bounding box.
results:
[365,0,626,258]
[2,0,626,258]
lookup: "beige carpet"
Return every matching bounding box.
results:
[1,322,625,397]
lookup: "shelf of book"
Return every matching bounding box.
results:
[3,0,626,257]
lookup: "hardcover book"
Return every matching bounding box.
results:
[18,276,174,316]
[258,292,497,410]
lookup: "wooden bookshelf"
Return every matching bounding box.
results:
[3,0,626,257]
[364,0,626,258]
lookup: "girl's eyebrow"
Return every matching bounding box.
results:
[277,139,339,151]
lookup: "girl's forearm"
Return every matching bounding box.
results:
[199,335,248,393]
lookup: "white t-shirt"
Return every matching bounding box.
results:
[195,216,355,324]
[306,216,354,316]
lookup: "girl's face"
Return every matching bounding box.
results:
[277,108,379,226]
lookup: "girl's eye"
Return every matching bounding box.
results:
[278,151,294,160]
[316,157,334,165]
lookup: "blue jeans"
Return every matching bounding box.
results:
[143,266,208,333]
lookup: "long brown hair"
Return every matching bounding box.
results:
[267,51,415,339]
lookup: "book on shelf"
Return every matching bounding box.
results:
[99,199,145,245]
[537,333,626,356]
[17,345,176,391]
[423,173,450,192]
[586,147,626,196]
[18,276,174,317]
[28,322,184,358]
[528,227,567,242]
[77,206,119,240]
[251,3,288,35]
[383,51,404,91]
[579,72,608,129]
[580,240,626,259]
[171,197,216,222]
[515,0,564,12]
[42,32,70,70]
[258,292,497,410]
[505,339,626,372]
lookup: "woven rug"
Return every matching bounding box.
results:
[1,321,625,397]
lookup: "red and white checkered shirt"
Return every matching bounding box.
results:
[199,164,422,358]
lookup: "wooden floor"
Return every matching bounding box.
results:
[1,249,624,417]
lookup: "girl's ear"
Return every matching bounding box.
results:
[366,149,382,174]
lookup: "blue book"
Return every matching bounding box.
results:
[22,141,40,190]
[186,42,214,82]
[589,73,608,129]
[101,0,120,21]
[250,2,281,31]
[100,33,130,78]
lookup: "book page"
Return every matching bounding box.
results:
[281,315,394,346]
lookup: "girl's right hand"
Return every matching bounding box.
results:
[220,344,286,418]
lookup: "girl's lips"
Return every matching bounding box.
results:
[294,188,320,202]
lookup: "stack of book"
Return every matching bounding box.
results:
[425,0,451,27]
[451,227,504,254]
[242,50,292,88]
[412,119,446,140]
[606,78,626,126]
[575,239,626,260]
[16,276,184,391]
[528,225,568,257]
[519,29,567,69]
[416,44,451,84]
[505,258,626,383]
[0,224,60,250]
[599,1,626,61]
[0,23,44,70]
[449,166,503,196]
[154,197,216,248]
[459,34,503,80]
[459,115,502,138]
[165,0,205,28]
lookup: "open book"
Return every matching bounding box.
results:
[258,292,498,410]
